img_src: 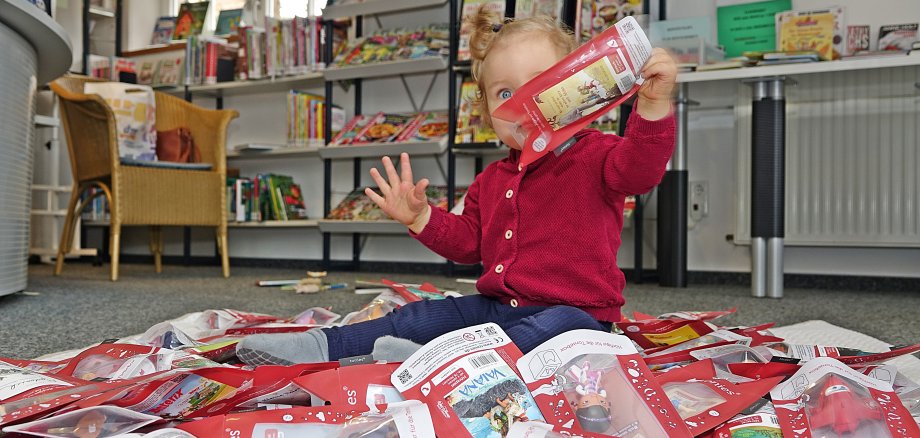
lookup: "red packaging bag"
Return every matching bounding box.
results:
[1,405,160,437]
[391,323,546,437]
[516,329,692,438]
[655,359,784,436]
[770,356,920,438]
[616,318,715,350]
[55,344,175,381]
[177,401,435,437]
[491,16,652,166]
[106,367,251,419]
[294,363,404,412]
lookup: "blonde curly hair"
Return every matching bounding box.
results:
[468,7,576,126]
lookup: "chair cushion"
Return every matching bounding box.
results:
[120,158,213,170]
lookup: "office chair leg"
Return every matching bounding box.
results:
[55,184,83,276]
[110,223,121,281]
[217,226,230,278]
[150,226,163,274]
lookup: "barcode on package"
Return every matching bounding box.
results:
[469,351,500,369]
[484,326,498,336]
[619,75,635,93]
[620,19,635,33]
[397,368,413,385]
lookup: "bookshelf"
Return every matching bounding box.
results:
[228,143,323,159]
[321,0,457,270]
[229,220,319,228]
[185,72,325,97]
[679,54,920,83]
[82,0,122,75]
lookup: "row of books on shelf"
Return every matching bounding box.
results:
[329,111,450,146]
[331,24,449,67]
[228,174,307,223]
[328,186,467,221]
[184,16,324,86]
[286,91,347,146]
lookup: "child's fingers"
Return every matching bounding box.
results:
[400,152,414,185]
[365,187,386,207]
[369,167,391,197]
[412,178,430,205]
[382,155,401,189]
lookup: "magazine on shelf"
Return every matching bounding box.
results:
[150,16,176,45]
[878,23,918,51]
[215,8,242,36]
[327,186,467,221]
[351,113,416,145]
[576,0,647,44]
[847,25,870,54]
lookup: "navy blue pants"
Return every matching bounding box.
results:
[322,295,612,361]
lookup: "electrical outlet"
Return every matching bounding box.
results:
[689,180,709,222]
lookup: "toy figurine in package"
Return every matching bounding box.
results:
[2,405,160,437]
[491,16,652,166]
[516,329,692,437]
[392,323,544,438]
[770,357,920,438]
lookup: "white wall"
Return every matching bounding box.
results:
[62,0,920,277]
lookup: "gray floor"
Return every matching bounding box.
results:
[1,263,918,360]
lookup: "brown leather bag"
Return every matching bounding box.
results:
[156,127,201,163]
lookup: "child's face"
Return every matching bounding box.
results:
[480,33,565,150]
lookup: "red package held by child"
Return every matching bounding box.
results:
[517,329,692,438]
[770,356,920,438]
[391,323,546,437]
[294,362,404,412]
[616,318,716,350]
[655,359,783,436]
[491,16,652,166]
[177,401,435,437]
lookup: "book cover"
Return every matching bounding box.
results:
[458,0,506,62]
[717,0,792,58]
[847,25,870,54]
[577,0,646,44]
[399,112,449,143]
[150,16,176,45]
[329,115,368,146]
[775,7,843,60]
[327,186,467,221]
[351,113,415,144]
[137,61,156,85]
[878,23,918,51]
[215,8,242,36]
[173,2,210,40]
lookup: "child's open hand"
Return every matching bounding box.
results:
[636,48,678,121]
[365,153,431,233]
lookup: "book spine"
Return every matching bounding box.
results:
[205,42,218,85]
[238,27,249,81]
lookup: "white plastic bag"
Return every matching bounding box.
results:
[84,82,157,161]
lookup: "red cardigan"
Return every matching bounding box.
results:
[414,112,676,322]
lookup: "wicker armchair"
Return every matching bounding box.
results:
[50,75,239,281]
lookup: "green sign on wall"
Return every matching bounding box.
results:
[717,0,792,58]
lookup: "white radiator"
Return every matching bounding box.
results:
[734,64,920,247]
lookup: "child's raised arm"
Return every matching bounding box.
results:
[365,152,432,233]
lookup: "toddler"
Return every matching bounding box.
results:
[237,9,677,365]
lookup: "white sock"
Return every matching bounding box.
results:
[236,329,329,365]
[371,336,423,362]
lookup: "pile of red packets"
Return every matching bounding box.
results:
[2,283,920,437]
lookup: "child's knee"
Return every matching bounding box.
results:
[544,305,606,331]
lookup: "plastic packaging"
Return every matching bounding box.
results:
[1,405,160,438]
[491,16,652,165]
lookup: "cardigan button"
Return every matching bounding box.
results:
[509,299,519,307]
[505,189,513,199]
[494,264,504,274]
[505,230,513,239]
[518,164,523,171]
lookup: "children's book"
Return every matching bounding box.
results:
[775,7,844,60]
[173,2,210,40]
[878,23,919,51]
[150,16,177,45]
[847,25,870,55]
[391,323,545,438]
[215,8,242,36]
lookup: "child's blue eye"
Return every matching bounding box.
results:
[499,89,513,99]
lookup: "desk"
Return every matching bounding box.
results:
[662,55,920,296]
[0,0,72,296]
